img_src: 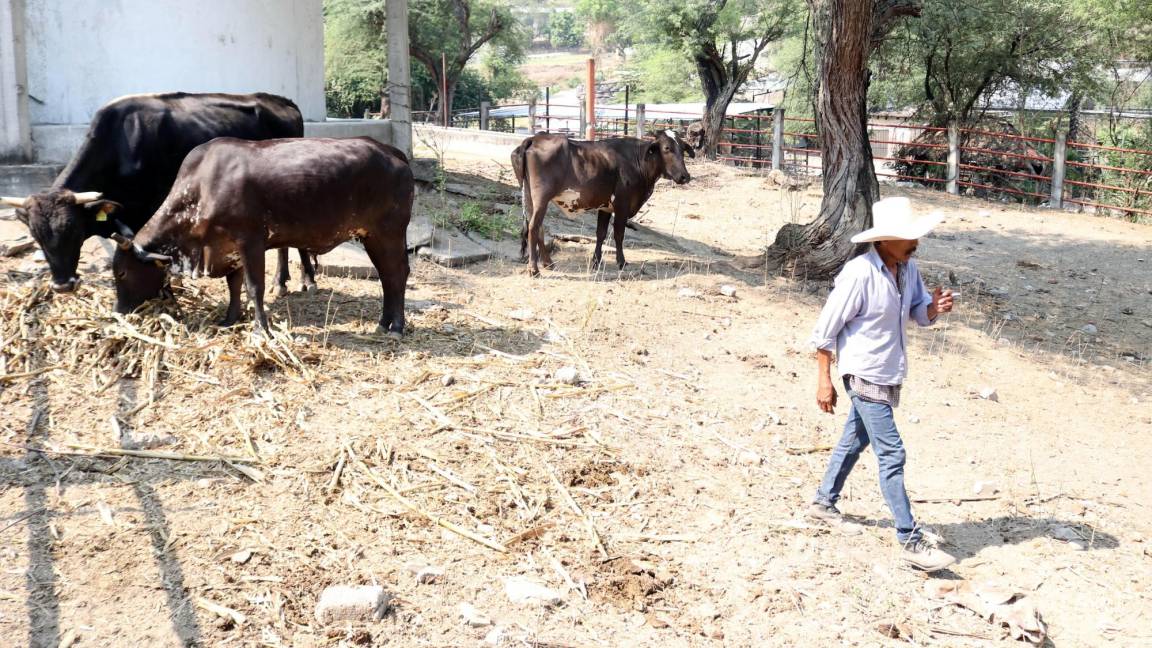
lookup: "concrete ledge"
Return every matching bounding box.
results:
[414,124,526,150]
[0,163,63,195]
[305,119,394,145]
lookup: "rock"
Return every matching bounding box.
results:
[315,585,391,625]
[1143,321,1152,329]
[230,549,254,564]
[737,450,762,466]
[1081,324,1098,335]
[458,602,492,627]
[977,387,999,402]
[554,366,581,385]
[719,284,737,298]
[677,287,701,299]
[441,374,456,387]
[504,577,564,607]
[973,481,998,496]
[483,626,504,644]
[417,230,494,267]
[908,415,921,424]
[413,566,444,584]
[507,308,534,321]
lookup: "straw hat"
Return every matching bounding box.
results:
[850,197,944,243]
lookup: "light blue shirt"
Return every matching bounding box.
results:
[809,246,936,386]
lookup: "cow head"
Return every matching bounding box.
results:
[685,121,706,152]
[646,130,694,185]
[110,232,173,314]
[1,191,126,292]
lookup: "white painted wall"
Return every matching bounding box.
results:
[23,0,325,124]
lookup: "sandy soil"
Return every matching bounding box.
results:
[0,143,1149,648]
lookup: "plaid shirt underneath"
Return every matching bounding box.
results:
[846,374,902,408]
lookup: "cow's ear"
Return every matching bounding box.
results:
[85,199,123,215]
[682,142,696,159]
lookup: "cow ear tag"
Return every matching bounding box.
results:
[95,207,109,222]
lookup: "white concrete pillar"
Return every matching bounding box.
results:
[386,0,412,157]
[0,0,31,162]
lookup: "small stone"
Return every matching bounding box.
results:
[719,284,737,298]
[1143,321,1152,329]
[483,626,504,644]
[441,374,456,387]
[978,387,999,402]
[908,415,921,424]
[413,566,443,584]
[1121,307,1134,315]
[458,602,492,627]
[1081,324,1098,335]
[677,287,701,299]
[737,450,762,466]
[315,585,391,625]
[554,366,581,385]
[504,577,563,607]
[973,481,998,496]
[230,549,253,564]
[507,308,534,321]
[1024,285,1034,291]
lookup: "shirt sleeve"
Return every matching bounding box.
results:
[809,272,865,351]
[909,264,936,327]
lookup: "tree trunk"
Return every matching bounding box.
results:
[701,84,739,160]
[749,0,919,279]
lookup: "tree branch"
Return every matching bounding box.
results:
[871,0,922,50]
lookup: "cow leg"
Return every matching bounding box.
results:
[221,270,244,327]
[591,209,611,270]
[242,249,271,335]
[362,235,409,335]
[274,248,291,297]
[298,248,318,292]
[526,200,549,277]
[612,214,629,269]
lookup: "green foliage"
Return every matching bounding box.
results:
[547,11,584,49]
[433,201,517,239]
[324,0,387,117]
[620,46,703,104]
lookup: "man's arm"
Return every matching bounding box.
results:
[817,348,837,414]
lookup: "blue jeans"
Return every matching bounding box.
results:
[814,386,921,544]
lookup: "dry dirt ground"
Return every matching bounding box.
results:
[0,142,1149,648]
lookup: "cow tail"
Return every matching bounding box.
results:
[512,140,532,261]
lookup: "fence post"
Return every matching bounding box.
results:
[479,101,490,131]
[527,96,537,134]
[1050,131,1067,209]
[586,58,596,140]
[578,96,587,138]
[635,104,646,138]
[771,108,785,171]
[946,122,960,195]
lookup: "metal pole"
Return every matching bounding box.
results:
[578,96,586,138]
[947,121,960,195]
[755,115,762,165]
[480,101,490,131]
[771,108,785,171]
[624,85,630,136]
[441,52,449,128]
[635,103,646,138]
[585,58,595,140]
[1050,131,1067,209]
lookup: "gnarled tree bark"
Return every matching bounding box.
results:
[747,0,920,279]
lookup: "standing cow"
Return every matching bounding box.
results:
[111,137,413,336]
[511,131,693,276]
[0,92,315,294]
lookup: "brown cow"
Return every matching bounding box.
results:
[510,131,694,276]
[111,136,414,335]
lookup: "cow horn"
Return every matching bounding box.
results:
[1,196,28,208]
[110,232,134,251]
[72,191,103,204]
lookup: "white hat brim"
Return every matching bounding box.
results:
[850,211,945,244]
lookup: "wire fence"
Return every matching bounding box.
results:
[418,101,1152,221]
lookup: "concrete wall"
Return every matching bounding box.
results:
[0,0,31,161]
[23,0,325,125]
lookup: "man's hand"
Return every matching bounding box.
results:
[816,348,837,414]
[927,287,955,320]
[817,378,838,414]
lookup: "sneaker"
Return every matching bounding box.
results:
[901,539,956,572]
[806,502,844,523]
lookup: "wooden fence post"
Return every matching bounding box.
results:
[635,104,646,138]
[947,122,960,195]
[578,96,587,138]
[479,102,490,131]
[771,108,785,171]
[1050,131,1067,209]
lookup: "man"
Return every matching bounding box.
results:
[806,196,956,572]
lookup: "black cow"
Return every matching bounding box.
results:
[0,92,315,293]
[111,137,414,335]
[511,131,693,276]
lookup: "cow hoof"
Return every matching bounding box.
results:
[274,285,290,298]
[374,324,403,340]
[301,281,318,293]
